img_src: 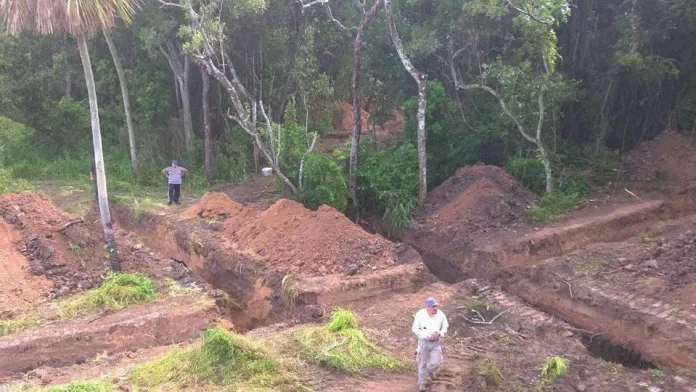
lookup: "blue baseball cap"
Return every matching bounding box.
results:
[172,159,178,164]
[425,297,438,307]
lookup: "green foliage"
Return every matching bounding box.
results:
[295,308,407,373]
[299,153,348,211]
[0,165,31,195]
[358,142,419,230]
[527,191,580,222]
[130,327,295,390]
[326,308,359,332]
[53,273,156,319]
[0,116,35,163]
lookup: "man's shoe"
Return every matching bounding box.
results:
[418,383,426,392]
[167,201,172,205]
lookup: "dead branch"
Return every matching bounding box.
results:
[624,188,643,201]
[463,306,517,325]
[554,272,574,299]
[55,217,84,232]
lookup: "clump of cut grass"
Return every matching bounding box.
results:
[0,313,40,337]
[528,192,581,222]
[130,327,301,391]
[39,379,115,392]
[475,357,503,388]
[53,273,156,319]
[536,356,569,391]
[281,275,298,309]
[294,308,407,373]
[326,307,359,332]
[540,356,568,379]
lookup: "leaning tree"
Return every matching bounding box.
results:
[0,0,140,271]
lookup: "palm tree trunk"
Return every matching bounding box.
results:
[201,66,215,181]
[103,31,137,170]
[77,34,120,272]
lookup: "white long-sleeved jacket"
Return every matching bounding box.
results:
[412,308,449,340]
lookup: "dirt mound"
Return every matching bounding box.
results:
[0,219,52,314]
[181,192,245,220]
[419,164,536,234]
[632,231,696,289]
[224,199,417,277]
[621,131,696,186]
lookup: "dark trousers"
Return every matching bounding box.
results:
[168,183,181,202]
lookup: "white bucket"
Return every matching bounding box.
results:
[261,167,273,176]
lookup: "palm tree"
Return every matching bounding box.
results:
[0,0,139,271]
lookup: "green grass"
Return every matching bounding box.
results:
[0,273,157,337]
[130,327,304,391]
[40,380,116,392]
[293,308,408,373]
[528,191,582,222]
[0,165,32,195]
[540,356,568,379]
[475,357,503,388]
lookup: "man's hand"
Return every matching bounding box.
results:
[427,332,439,341]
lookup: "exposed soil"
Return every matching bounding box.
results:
[0,296,218,380]
[621,131,696,187]
[318,102,405,153]
[416,164,536,236]
[223,199,420,277]
[180,191,246,220]
[0,219,52,314]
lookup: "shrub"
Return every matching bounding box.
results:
[299,153,348,211]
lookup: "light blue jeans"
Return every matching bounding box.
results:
[416,338,443,384]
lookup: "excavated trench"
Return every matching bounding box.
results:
[112,205,430,331]
[407,198,696,371]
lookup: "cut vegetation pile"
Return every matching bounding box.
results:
[630,230,696,289]
[0,273,157,337]
[220,199,420,277]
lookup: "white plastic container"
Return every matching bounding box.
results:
[262,167,273,176]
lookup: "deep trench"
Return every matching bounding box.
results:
[581,334,657,369]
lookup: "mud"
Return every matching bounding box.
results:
[0,296,217,380]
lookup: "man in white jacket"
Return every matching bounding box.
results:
[412,297,449,391]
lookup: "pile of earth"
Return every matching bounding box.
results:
[181,192,246,220]
[627,230,696,289]
[202,197,421,277]
[415,164,537,235]
[0,193,175,307]
[621,131,696,186]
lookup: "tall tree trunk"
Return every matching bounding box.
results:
[76,34,120,272]
[162,41,194,151]
[201,66,215,181]
[385,0,428,206]
[181,56,193,150]
[103,31,138,170]
[348,0,384,209]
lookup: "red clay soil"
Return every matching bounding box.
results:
[417,164,536,235]
[0,219,52,314]
[621,131,696,186]
[222,199,419,277]
[0,193,172,303]
[181,192,246,220]
[0,296,217,380]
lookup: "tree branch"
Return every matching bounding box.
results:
[505,0,551,26]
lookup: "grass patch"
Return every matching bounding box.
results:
[281,275,298,309]
[475,357,503,389]
[528,191,581,222]
[294,308,407,373]
[130,327,304,391]
[40,379,116,392]
[536,356,569,392]
[53,273,156,319]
